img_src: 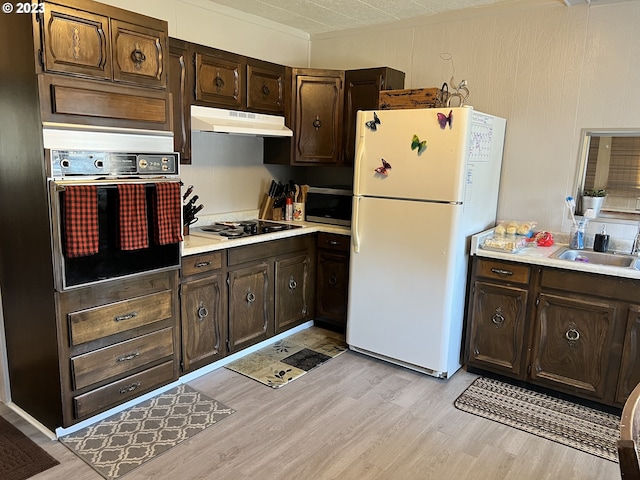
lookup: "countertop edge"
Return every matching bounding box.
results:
[181,221,350,256]
[471,229,640,280]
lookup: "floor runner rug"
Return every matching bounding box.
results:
[454,376,620,462]
[225,326,348,388]
[60,384,234,479]
[0,415,60,480]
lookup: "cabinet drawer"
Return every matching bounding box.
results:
[69,290,173,345]
[317,232,350,253]
[71,328,174,390]
[476,259,530,285]
[182,252,223,277]
[73,361,175,419]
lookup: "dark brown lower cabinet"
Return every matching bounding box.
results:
[468,281,528,377]
[228,261,271,353]
[315,233,350,329]
[530,293,617,400]
[226,234,316,353]
[616,305,640,403]
[275,253,312,334]
[465,256,640,408]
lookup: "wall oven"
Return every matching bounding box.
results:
[44,128,182,291]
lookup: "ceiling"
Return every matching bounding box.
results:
[205,0,524,35]
[204,0,582,35]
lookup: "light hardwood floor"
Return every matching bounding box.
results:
[1,350,621,479]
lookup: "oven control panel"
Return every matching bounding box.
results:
[49,150,179,177]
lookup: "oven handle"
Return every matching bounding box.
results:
[52,177,180,191]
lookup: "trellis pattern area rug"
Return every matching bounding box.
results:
[0,415,59,480]
[60,384,234,479]
[225,327,348,388]
[454,377,620,462]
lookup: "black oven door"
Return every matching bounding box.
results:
[50,179,181,290]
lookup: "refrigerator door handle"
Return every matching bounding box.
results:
[353,196,361,253]
[353,134,365,194]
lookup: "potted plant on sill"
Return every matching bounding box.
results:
[582,188,607,217]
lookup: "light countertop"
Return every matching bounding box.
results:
[182,221,350,257]
[471,229,640,280]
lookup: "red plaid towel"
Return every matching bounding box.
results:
[154,182,183,245]
[64,185,99,258]
[118,184,149,250]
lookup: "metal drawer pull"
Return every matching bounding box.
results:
[262,85,271,96]
[288,277,297,290]
[114,311,138,322]
[328,240,340,246]
[119,381,141,395]
[313,116,322,130]
[490,268,513,276]
[195,261,212,268]
[329,275,338,286]
[116,351,140,362]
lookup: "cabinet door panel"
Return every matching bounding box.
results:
[111,20,166,88]
[247,63,285,115]
[468,281,528,377]
[228,262,270,352]
[41,4,111,80]
[343,68,404,165]
[316,251,349,325]
[275,253,310,333]
[169,39,190,163]
[194,52,243,109]
[294,73,343,164]
[181,274,226,372]
[616,305,640,403]
[531,293,617,399]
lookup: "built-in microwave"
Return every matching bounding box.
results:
[305,186,352,227]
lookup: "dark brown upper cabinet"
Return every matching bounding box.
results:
[34,0,171,131]
[38,1,167,89]
[246,58,287,116]
[193,45,243,110]
[264,68,344,166]
[169,38,191,163]
[342,67,405,166]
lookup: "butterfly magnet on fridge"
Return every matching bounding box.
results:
[411,135,427,155]
[365,112,381,131]
[374,158,392,176]
[437,110,453,129]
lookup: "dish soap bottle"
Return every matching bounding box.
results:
[593,224,610,252]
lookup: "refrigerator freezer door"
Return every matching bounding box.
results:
[347,195,463,376]
[353,107,474,203]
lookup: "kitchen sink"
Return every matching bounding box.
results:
[550,247,639,269]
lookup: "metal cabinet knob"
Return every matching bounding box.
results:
[288,277,297,290]
[246,291,256,304]
[491,312,505,327]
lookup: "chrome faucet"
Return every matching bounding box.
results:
[633,223,640,256]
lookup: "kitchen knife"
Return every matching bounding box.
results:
[182,185,194,201]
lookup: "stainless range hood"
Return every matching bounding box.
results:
[191,105,293,137]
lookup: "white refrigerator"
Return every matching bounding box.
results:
[347,107,506,378]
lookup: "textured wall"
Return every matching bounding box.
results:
[310,0,640,231]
